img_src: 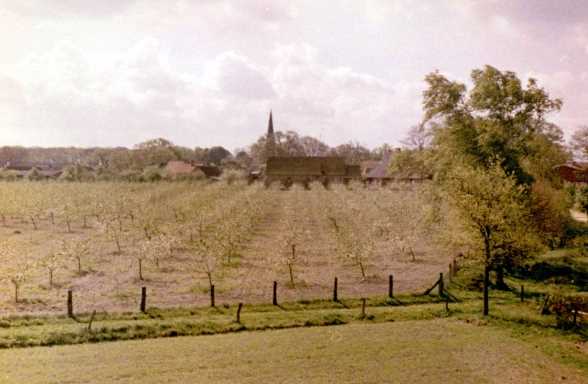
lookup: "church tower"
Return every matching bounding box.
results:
[265,110,277,159]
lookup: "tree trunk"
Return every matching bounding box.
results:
[359,261,367,280]
[494,264,508,290]
[483,233,491,316]
[409,247,416,262]
[288,263,294,286]
[13,282,19,303]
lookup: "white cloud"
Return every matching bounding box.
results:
[204,52,275,100]
[0,0,586,149]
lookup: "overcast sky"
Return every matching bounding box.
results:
[0,0,587,151]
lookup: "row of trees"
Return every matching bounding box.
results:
[0,181,277,304]
[0,179,440,308]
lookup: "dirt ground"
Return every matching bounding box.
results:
[0,185,452,316]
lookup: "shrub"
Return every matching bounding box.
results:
[221,169,246,185]
[26,167,43,181]
[550,295,588,329]
[141,166,163,182]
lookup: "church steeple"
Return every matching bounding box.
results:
[266,110,277,158]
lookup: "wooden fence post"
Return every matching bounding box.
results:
[210,285,215,307]
[388,274,394,298]
[520,285,524,302]
[67,289,73,317]
[140,286,147,312]
[333,277,338,302]
[361,298,366,319]
[272,281,278,306]
[438,273,444,297]
[236,302,243,323]
[445,295,449,312]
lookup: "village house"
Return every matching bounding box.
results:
[363,151,393,185]
[164,160,222,180]
[553,162,588,183]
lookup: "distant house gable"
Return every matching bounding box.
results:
[165,160,195,176]
[366,152,392,180]
[554,162,588,183]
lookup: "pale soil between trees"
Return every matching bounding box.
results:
[1,319,585,384]
[0,188,450,316]
[570,209,588,223]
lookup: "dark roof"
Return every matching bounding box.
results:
[554,162,588,183]
[266,157,347,177]
[366,152,392,179]
[345,165,362,178]
[196,165,222,177]
[554,162,588,171]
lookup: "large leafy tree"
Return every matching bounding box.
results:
[423,65,563,185]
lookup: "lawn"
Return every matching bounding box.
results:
[1,319,586,384]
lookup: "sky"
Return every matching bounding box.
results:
[0,0,587,151]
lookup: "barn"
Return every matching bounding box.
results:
[265,156,360,186]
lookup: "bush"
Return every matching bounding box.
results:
[0,169,19,181]
[550,295,588,329]
[26,167,43,181]
[141,166,163,182]
[577,185,588,214]
[221,169,246,185]
[60,164,95,182]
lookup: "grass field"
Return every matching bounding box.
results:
[1,319,586,384]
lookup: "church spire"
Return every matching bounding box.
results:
[266,110,277,158]
[268,110,274,134]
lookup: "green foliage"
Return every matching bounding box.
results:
[445,163,539,264]
[529,180,573,248]
[577,185,588,214]
[444,162,542,314]
[220,169,246,185]
[550,295,588,329]
[141,166,163,182]
[25,167,43,181]
[570,125,588,160]
[424,65,563,185]
[60,164,95,182]
[388,149,432,180]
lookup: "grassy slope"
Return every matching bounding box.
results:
[1,246,587,383]
[1,319,586,384]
